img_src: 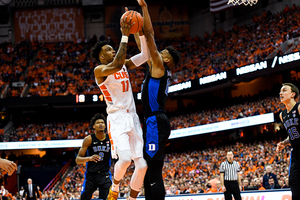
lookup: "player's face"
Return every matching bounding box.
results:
[160,49,171,62]
[94,119,105,132]
[279,85,295,103]
[99,45,116,63]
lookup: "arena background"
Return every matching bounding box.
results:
[0,0,299,199]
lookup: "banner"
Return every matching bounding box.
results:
[105,4,189,41]
[148,5,189,39]
[0,139,83,150]
[169,113,274,139]
[133,189,291,200]
[104,5,124,42]
[14,7,84,42]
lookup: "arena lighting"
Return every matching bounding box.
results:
[199,71,227,85]
[236,61,267,76]
[168,81,191,93]
[169,113,274,139]
[136,81,192,100]
[278,52,300,65]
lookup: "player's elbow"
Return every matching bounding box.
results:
[75,157,80,164]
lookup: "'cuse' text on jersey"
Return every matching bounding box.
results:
[114,71,129,80]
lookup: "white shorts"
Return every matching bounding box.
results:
[107,112,144,159]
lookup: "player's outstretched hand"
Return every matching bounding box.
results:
[0,158,17,176]
[89,155,101,163]
[120,14,134,37]
[137,0,147,7]
[276,142,285,153]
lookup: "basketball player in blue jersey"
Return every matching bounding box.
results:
[76,113,112,200]
[136,1,180,200]
[276,83,300,200]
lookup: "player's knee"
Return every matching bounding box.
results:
[119,157,131,168]
[118,149,132,168]
[134,157,147,173]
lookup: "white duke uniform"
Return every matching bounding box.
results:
[96,65,143,159]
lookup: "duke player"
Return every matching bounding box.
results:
[76,113,111,200]
[136,1,181,200]
[276,83,300,200]
[91,12,150,200]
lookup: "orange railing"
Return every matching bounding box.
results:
[43,159,72,192]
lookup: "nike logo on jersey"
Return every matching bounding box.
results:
[93,142,98,144]
[106,176,109,178]
[150,182,156,186]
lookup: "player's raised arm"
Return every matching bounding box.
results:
[93,15,133,82]
[125,7,150,69]
[137,0,165,77]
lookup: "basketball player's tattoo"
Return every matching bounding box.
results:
[114,43,127,65]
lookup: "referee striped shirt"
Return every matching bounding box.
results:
[219,160,240,181]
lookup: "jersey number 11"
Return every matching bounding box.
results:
[121,80,129,92]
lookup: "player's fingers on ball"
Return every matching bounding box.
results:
[129,22,135,28]
[123,15,128,23]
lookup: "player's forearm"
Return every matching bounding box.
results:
[141,5,154,35]
[111,42,127,68]
[134,32,141,51]
[75,156,90,164]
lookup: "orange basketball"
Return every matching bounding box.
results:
[120,10,143,34]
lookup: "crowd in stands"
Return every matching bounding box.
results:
[1,137,290,200]
[1,4,300,97]
[0,93,284,142]
[3,121,90,142]
[0,39,34,97]
[0,3,299,200]
[170,95,284,129]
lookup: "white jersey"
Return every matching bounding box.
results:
[96,65,136,114]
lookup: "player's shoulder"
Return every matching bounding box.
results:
[297,103,300,112]
[94,64,107,71]
[82,135,92,145]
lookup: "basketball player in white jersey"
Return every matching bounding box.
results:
[91,11,150,200]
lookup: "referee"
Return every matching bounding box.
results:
[220,151,242,200]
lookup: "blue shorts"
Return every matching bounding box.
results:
[143,113,170,161]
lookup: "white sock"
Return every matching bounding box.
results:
[112,183,119,192]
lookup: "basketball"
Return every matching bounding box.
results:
[120,10,143,34]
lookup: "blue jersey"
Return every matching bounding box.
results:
[141,64,171,117]
[282,102,300,149]
[86,133,111,173]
